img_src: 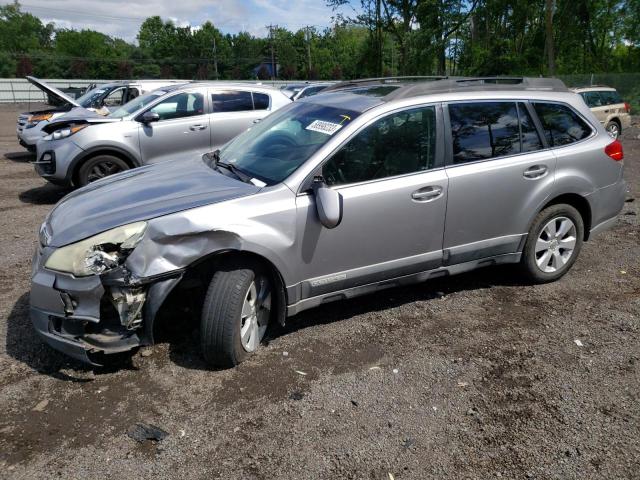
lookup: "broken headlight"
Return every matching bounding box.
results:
[43,124,87,141]
[45,222,147,277]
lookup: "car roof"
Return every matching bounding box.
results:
[300,76,574,114]
[156,82,285,94]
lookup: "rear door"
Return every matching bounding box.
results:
[137,88,211,164]
[209,89,271,149]
[443,101,556,264]
[581,91,607,124]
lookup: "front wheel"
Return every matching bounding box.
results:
[77,155,129,187]
[520,204,584,283]
[200,263,272,368]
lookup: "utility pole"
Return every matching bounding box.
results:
[267,24,277,80]
[212,36,219,80]
[305,26,312,78]
[375,0,383,76]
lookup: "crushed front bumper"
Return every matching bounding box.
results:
[29,247,173,365]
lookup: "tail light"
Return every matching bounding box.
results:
[624,102,631,113]
[605,139,624,161]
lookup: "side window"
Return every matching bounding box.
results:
[532,102,592,147]
[103,88,126,107]
[253,92,270,110]
[148,92,205,121]
[599,90,623,105]
[323,106,437,186]
[212,90,253,113]
[518,103,543,152]
[581,91,603,108]
[449,102,520,164]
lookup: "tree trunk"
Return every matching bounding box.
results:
[545,0,555,75]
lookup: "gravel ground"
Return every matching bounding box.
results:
[0,103,638,480]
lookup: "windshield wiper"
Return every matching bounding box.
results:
[217,160,253,183]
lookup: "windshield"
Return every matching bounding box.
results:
[76,85,119,108]
[109,89,168,118]
[217,102,360,185]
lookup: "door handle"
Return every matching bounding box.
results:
[523,165,548,179]
[411,186,443,202]
[189,124,207,131]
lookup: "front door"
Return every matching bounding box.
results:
[294,105,448,299]
[138,89,211,164]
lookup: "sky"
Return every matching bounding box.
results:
[9,0,360,42]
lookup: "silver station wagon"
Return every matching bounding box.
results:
[30,77,626,367]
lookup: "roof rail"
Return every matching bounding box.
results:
[324,76,448,92]
[383,76,568,100]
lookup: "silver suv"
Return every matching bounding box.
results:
[34,82,291,187]
[30,77,626,367]
[17,77,181,151]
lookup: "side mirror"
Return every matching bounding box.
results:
[312,176,342,229]
[141,111,160,124]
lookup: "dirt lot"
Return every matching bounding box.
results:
[0,103,638,480]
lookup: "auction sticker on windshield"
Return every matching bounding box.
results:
[306,120,343,135]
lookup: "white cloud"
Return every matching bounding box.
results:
[14,0,351,42]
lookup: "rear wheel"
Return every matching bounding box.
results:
[605,120,621,139]
[200,262,272,368]
[520,204,584,283]
[77,155,129,187]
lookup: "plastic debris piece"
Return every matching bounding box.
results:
[457,381,469,387]
[351,400,359,407]
[392,369,399,374]
[369,366,381,371]
[32,399,49,412]
[620,270,627,274]
[574,339,584,347]
[127,423,169,443]
[282,351,289,357]
[295,370,307,376]
[388,473,395,480]
[179,429,186,438]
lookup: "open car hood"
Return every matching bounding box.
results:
[26,76,81,108]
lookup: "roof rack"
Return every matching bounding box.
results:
[323,76,448,92]
[384,76,569,100]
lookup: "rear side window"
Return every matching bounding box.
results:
[212,90,253,113]
[449,102,521,164]
[599,90,623,105]
[532,102,592,147]
[253,92,270,110]
[581,91,603,108]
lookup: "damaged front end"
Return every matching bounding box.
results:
[30,221,182,366]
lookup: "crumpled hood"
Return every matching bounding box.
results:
[43,109,119,133]
[46,157,261,247]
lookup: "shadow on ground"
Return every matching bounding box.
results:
[166,264,528,371]
[19,184,69,205]
[4,151,34,163]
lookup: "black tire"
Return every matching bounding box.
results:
[520,204,584,283]
[200,262,272,368]
[605,120,621,139]
[77,155,129,187]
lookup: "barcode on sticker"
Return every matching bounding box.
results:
[306,120,343,135]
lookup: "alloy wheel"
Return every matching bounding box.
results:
[534,216,577,273]
[239,276,271,352]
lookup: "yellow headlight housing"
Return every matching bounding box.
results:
[28,112,53,125]
[45,222,147,277]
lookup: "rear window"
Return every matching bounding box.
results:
[448,101,542,164]
[581,91,603,108]
[212,90,254,113]
[599,90,623,105]
[532,102,592,147]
